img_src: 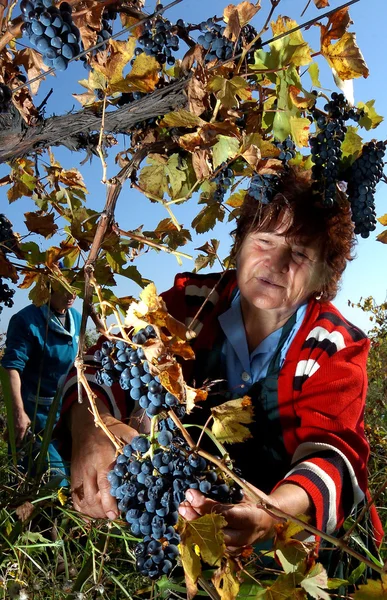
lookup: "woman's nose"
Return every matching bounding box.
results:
[264,248,290,273]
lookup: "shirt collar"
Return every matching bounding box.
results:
[218,289,306,367]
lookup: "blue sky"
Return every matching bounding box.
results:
[1,0,386,333]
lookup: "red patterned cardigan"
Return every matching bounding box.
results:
[60,270,383,543]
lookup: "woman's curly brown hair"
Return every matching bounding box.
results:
[231,167,356,301]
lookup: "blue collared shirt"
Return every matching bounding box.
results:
[218,291,307,396]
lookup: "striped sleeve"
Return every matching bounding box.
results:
[276,327,370,535]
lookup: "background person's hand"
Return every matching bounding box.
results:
[11,407,31,446]
[178,487,280,549]
[70,402,138,520]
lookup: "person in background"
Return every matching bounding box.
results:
[61,167,383,565]
[1,283,81,481]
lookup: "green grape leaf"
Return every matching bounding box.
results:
[212,136,240,169]
[341,126,363,168]
[165,154,194,200]
[211,396,254,444]
[265,573,301,599]
[121,265,147,288]
[160,110,205,128]
[192,203,225,234]
[28,275,50,307]
[273,111,291,142]
[357,100,384,130]
[308,63,322,87]
[327,578,349,590]
[208,75,251,109]
[270,16,312,67]
[139,155,169,199]
[19,242,46,265]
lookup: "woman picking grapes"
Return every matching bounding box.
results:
[60,166,382,562]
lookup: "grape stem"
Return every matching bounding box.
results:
[113,226,192,260]
[74,357,122,452]
[167,409,386,576]
[96,93,108,184]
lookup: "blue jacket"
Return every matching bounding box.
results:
[2,304,81,401]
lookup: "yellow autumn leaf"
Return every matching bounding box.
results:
[289,116,310,147]
[57,488,67,506]
[158,362,185,403]
[160,110,205,128]
[322,32,369,80]
[211,397,254,443]
[92,38,136,88]
[139,282,163,312]
[123,53,160,93]
[226,190,247,207]
[288,86,315,109]
[377,214,387,227]
[185,385,208,414]
[178,513,227,573]
[212,558,240,600]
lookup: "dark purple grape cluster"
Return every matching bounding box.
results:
[0,280,14,313]
[136,13,179,66]
[108,431,242,580]
[310,92,364,208]
[0,214,17,255]
[247,174,280,204]
[94,8,116,52]
[212,164,234,202]
[20,0,81,71]
[275,137,296,163]
[94,327,181,419]
[0,84,12,114]
[197,19,261,64]
[198,18,233,62]
[0,214,16,312]
[346,141,386,238]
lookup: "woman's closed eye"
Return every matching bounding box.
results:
[293,249,309,260]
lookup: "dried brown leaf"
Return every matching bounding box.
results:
[25,211,58,239]
[192,149,213,180]
[15,501,35,522]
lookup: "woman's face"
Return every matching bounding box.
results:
[236,219,323,315]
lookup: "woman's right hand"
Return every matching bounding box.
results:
[70,401,137,520]
[12,407,31,446]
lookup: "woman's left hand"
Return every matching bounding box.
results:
[178,487,280,549]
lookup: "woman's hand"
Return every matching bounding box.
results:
[70,400,138,520]
[178,483,312,550]
[12,406,32,446]
[178,487,280,549]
